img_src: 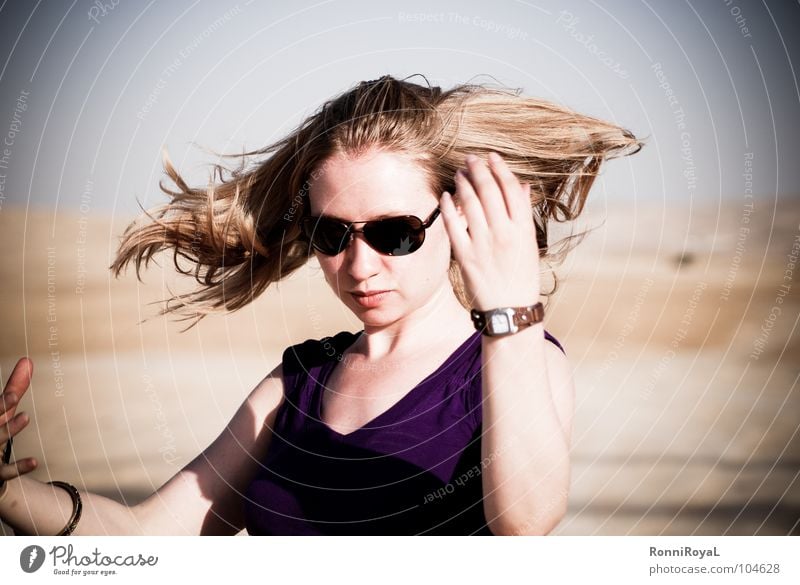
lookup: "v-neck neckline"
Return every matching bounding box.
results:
[314,329,481,438]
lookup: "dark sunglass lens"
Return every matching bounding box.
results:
[364,217,424,256]
[308,218,350,255]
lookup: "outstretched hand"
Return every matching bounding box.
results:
[439,152,542,310]
[1,357,37,484]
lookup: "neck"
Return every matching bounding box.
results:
[354,285,475,361]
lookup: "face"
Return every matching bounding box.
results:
[307,149,454,328]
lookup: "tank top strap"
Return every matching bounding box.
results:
[280,331,362,401]
[272,331,356,434]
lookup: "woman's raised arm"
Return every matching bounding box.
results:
[0,357,284,535]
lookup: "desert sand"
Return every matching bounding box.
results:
[1,195,798,535]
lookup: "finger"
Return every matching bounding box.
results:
[0,411,30,444]
[0,457,38,482]
[464,154,510,228]
[454,167,489,239]
[2,357,33,406]
[439,191,471,262]
[487,152,533,224]
[1,392,18,420]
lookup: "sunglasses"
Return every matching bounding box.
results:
[301,206,441,256]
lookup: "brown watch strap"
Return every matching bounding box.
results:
[513,302,545,327]
[470,302,545,333]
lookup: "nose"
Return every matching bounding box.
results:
[344,231,381,281]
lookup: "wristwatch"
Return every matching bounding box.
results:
[470,302,544,336]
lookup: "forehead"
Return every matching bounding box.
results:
[307,149,436,219]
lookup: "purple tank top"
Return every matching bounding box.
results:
[243,328,564,535]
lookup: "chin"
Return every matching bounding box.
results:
[346,303,400,328]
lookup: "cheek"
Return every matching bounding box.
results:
[405,233,452,284]
[428,226,454,267]
[316,254,342,279]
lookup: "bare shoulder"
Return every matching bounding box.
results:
[247,361,286,417]
[133,361,285,535]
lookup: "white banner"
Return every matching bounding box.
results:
[1,536,797,584]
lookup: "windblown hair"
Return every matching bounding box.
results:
[110,74,642,330]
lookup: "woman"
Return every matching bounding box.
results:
[0,75,640,535]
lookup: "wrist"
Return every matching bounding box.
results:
[470,302,544,337]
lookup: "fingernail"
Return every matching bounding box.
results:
[489,152,500,162]
[465,154,478,163]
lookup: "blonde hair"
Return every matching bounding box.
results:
[110,74,641,330]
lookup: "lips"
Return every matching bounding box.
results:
[350,290,391,296]
[349,290,391,308]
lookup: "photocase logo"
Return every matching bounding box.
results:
[20,545,46,573]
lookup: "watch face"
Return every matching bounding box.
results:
[489,313,512,334]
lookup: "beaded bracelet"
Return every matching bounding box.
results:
[9,481,82,536]
[47,481,83,536]
[2,439,82,536]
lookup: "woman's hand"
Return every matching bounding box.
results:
[1,357,38,484]
[439,152,542,310]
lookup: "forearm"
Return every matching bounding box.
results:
[0,474,142,536]
[480,323,571,535]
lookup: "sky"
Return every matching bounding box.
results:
[0,0,798,217]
